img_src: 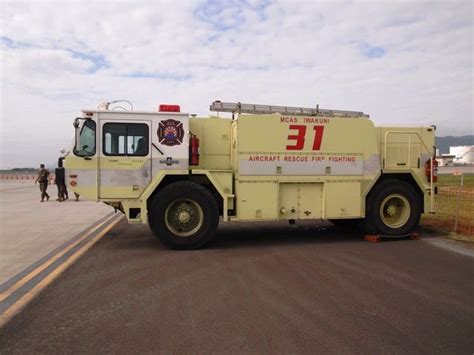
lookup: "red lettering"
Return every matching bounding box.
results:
[286,125,306,150]
[312,125,324,150]
[286,125,325,151]
[281,117,298,123]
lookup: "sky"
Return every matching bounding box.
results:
[0,0,473,169]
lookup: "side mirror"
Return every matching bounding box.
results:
[73,117,80,128]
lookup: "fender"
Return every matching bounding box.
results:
[190,169,234,222]
[137,169,233,224]
[365,171,430,214]
[137,170,189,224]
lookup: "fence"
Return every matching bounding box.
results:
[421,184,474,236]
[0,174,56,183]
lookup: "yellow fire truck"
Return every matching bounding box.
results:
[65,100,438,249]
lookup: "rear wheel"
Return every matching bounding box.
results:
[149,181,219,249]
[365,179,421,236]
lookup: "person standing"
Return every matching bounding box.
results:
[35,164,50,202]
[55,158,66,202]
[64,184,69,200]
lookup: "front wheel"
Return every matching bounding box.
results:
[365,180,421,236]
[149,181,219,249]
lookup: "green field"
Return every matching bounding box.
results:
[437,173,474,186]
[421,177,474,237]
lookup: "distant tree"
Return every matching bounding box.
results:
[9,168,36,173]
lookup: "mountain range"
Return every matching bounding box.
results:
[436,135,473,154]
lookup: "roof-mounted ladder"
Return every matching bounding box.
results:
[210,100,369,118]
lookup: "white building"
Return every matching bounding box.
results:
[449,146,474,165]
[436,154,456,166]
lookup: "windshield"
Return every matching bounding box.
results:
[74,119,96,157]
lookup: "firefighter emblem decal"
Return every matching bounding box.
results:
[158,119,184,146]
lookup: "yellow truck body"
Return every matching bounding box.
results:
[65,101,437,249]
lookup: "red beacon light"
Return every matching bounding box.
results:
[159,104,181,113]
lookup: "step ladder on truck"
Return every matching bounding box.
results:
[65,100,438,249]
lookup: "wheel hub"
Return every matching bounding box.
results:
[165,199,204,237]
[379,194,411,229]
[386,204,398,216]
[177,209,191,224]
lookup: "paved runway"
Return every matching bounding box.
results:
[1,220,473,354]
[0,181,112,284]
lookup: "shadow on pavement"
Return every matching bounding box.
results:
[106,220,365,251]
[209,221,363,250]
[105,219,443,252]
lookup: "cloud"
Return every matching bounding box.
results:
[0,36,31,49]
[0,0,472,168]
[360,43,386,59]
[67,50,109,73]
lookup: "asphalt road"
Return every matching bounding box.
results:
[1,221,473,354]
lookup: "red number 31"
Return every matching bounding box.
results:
[286,125,324,151]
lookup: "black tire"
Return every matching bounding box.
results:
[365,179,421,236]
[148,181,219,249]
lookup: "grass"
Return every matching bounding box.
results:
[437,173,474,186]
[421,182,474,236]
[445,233,474,244]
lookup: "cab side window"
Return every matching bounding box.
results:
[103,123,149,156]
[74,119,96,157]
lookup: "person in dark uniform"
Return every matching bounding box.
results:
[55,158,66,202]
[35,164,50,202]
[64,183,69,200]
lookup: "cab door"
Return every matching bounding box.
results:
[99,120,152,199]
